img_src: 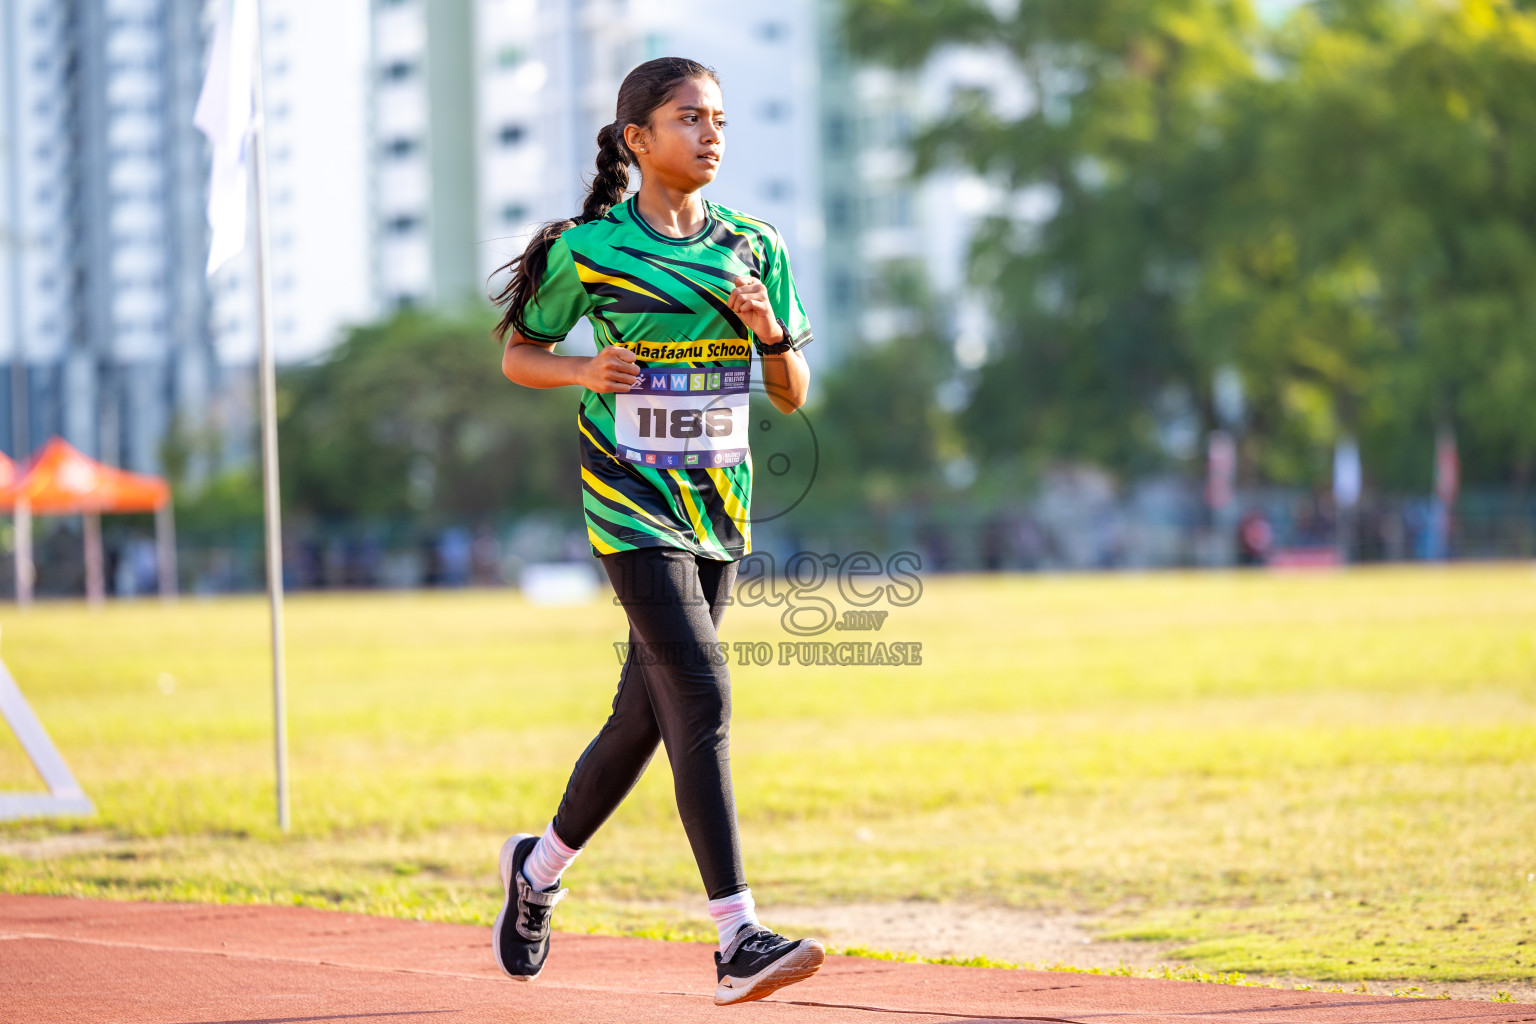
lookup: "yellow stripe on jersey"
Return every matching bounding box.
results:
[581,466,678,532]
[587,526,622,556]
[575,263,676,303]
[706,467,748,528]
[716,220,769,265]
[667,468,711,540]
[577,416,621,463]
[591,316,620,346]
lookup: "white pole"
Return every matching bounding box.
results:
[82,510,104,608]
[14,497,31,609]
[249,1,289,833]
[155,500,177,600]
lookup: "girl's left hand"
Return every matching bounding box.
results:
[727,275,783,345]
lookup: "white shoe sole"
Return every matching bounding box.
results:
[493,833,539,982]
[714,938,826,1006]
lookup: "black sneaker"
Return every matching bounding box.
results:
[713,924,825,1005]
[493,833,568,981]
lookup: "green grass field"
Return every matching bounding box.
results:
[1,565,1533,991]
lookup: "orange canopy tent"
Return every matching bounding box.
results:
[0,437,176,606]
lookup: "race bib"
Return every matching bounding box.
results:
[614,366,751,469]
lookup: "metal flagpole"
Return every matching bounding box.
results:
[247,0,289,833]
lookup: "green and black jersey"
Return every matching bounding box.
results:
[521,197,813,560]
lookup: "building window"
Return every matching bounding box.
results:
[496,46,525,69]
[501,202,529,223]
[826,192,852,231]
[382,60,416,81]
[824,114,849,154]
[385,214,421,234]
[830,271,855,308]
[757,22,786,42]
[761,180,792,202]
[383,137,420,158]
[761,100,788,122]
[860,108,913,148]
[498,123,527,147]
[864,273,891,305]
[862,190,912,228]
[861,193,882,227]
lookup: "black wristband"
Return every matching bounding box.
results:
[753,317,796,355]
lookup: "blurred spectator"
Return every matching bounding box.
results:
[471,527,503,586]
[920,520,952,571]
[438,527,473,587]
[1405,498,1451,560]
[981,516,1009,571]
[1237,510,1274,567]
[1012,514,1044,570]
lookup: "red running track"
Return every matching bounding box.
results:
[1,894,1532,1024]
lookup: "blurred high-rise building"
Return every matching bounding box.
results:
[0,0,374,480]
[815,0,1002,364]
[251,0,373,361]
[0,0,220,474]
[367,0,478,312]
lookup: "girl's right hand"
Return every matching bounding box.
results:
[578,344,643,392]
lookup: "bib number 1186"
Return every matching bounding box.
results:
[635,406,735,439]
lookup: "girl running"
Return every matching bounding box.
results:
[489,57,822,1006]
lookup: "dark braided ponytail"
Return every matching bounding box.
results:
[491,57,720,342]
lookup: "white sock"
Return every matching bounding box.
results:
[520,822,581,892]
[707,889,761,953]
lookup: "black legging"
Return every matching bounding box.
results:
[550,546,746,900]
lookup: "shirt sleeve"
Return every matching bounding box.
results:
[518,235,592,343]
[761,227,813,351]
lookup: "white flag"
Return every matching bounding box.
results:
[193,0,258,276]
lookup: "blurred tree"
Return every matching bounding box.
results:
[846,0,1262,475]
[1192,0,1536,488]
[846,0,1536,490]
[159,409,263,537]
[277,310,579,521]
